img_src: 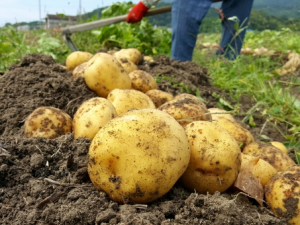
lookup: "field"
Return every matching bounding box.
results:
[1,3,300,225]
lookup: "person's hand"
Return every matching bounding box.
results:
[126,2,149,23]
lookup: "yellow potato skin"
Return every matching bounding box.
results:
[88,109,191,204]
[128,70,158,93]
[114,48,142,64]
[173,93,207,109]
[116,58,138,74]
[72,62,87,79]
[271,141,288,154]
[73,97,117,140]
[66,51,93,71]
[265,165,300,225]
[24,107,72,139]
[107,89,155,115]
[208,108,235,122]
[145,90,174,108]
[84,53,132,98]
[180,121,241,194]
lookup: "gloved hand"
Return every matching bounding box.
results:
[126,1,149,23]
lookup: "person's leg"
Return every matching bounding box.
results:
[217,0,254,60]
[171,0,213,62]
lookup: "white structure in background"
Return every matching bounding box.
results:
[17,25,30,31]
[45,14,78,30]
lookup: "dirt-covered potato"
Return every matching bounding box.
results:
[116,58,138,74]
[84,53,132,98]
[243,142,295,171]
[158,98,211,127]
[265,165,300,224]
[114,48,142,64]
[173,93,206,109]
[72,62,87,79]
[180,121,241,194]
[88,109,191,204]
[145,90,174,108]
[128,70,158,93]
[66,51,93,71]
[213,117,254,149]
[107,89,155,115]
[208,107,235,122]
[73,97,117,140]
[241,153,277,187]
[271,141,288,154]
[24,106,72,139]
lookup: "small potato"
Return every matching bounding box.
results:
[88,109,191,203]
[208,108,235,122]
[213,117,254,149]
[128,70,158,93]
[243,142,295,171]
[271,141,288,154]
[66,51,93,71]
[72,62,87,79]
[158,98,212,127]
[24,107,72,139]
[116,58,138,74]
[173,93,206,109]
[265,165,300,224]
[145,90,174,108]
[143,56,154,62]
[107,89,155,115]
[114,48,142,64]
[84,53,132,98]
[241,153,277,187]
[181,121,241,194]
[73,97,117,140]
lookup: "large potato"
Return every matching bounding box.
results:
[88,109,191,203]
[158,98,212,127]
[116,58,138,74]
[265,165,300,225]
[128,70,158,93]
[180,121,241,194]
[24,107,72,139]
[145,90,174,108]
[107,89,155,115]
[213,117,254,149]
[114,48,142,64]
[73,97,117,140]
[208,107,235,122]
[243,142,295,171]
[84,53,132,98]
[66,51,93,71]
[173,93,206,109]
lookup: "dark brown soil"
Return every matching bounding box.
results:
[0,53,289,224]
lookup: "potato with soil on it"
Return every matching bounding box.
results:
[158,98,212,127]
[24,106,72,139]
[208,107,235,122]
[66,51,94,71]
[72,62,87,79]
[84,53,132,98]
[173,93,207,109]
[265,165,300,225]
[116,58,138,74]
[213,117,254,149]
[180,121,241,194]
[243,142,296,172]
[107,89,155,115]
[114,48,142,64]
[270,141,288,154]
[145,90,174,108]
[128,70,158,93]
[73,97,117,140]
[88,108,191,204]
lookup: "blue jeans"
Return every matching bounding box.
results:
[171,0,254,61]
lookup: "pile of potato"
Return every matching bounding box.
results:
[24,49,300,224]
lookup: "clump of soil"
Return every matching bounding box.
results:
[0,53,287,224]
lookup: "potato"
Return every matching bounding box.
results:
[213,117,254,149]
[73,97,117,140]
[114,48,142,64]
[243,142,295,171]
[271,141,288,154]
[158,98,212,127]
[88,108,191,203]
[84,53,132,98]
[143,56,154,62]
[128,70,158,93]
[208,107,235,122]
[107,89,155,115]
[265,165,300,224]
[145,90,174,108]
[173,93,206,109]
[72,62,87,79]
[241,153,277,187]
[66,51,93,71]
[116,58,138,74]
[180,121,241,194]
[24,106,72,139]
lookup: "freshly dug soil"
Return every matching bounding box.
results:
[0,53,288,224]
